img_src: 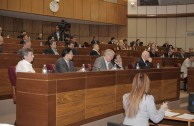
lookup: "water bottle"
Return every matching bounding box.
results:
[113,64,117,70]
[136,63,140,69]
[157,63,160,69]
[81,64,86,72]
[42,64,47,74]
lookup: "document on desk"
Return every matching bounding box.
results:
[176,114,194,120]
[165,110,180,117]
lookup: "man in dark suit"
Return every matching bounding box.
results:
[55,48,76,73]
[67,41,78,55]
[17,30,27,39]
[90,44,100,56]
[91,36,100,45]
[108,37,116,44]
[92,49,115,71]
[149,47,158,57]
[43,40,59,55]
[135,51,153,69]
[164,48,174,58]
[53,25,63,41]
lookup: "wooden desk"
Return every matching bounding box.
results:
[163,110,194,126]
[16,68,180,126]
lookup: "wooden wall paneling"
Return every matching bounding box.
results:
[53,0,64,17]
[117,0,127,5]
[43,0,53,16]
[13,18,23,33]
[32,20,43,34]
[51,22,58,34]
[43,21,52,35]
[83,0,91,20]
[98,37,109,43]
[90,0,99,21]
[89,25,98,37]
[117,4,127,25]
[20,0,32,13]
[23,19,32,34]
[79,24,89,37]
[73,0,83,19]
[32,0,43,14]
[7,0,20,11]
[0,0,8,10]
[13,32,20,38]
[0,16,4,28]
[79,37,90,44]
[98,1,107,23]
[109,26,118,37]
[63,0,74,18]
[118,26,127,38]
[71,24,80,36]
[106,2,117,24]
[98,25,109,37]
[3,17,13,31]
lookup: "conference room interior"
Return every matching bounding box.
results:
[1,0,194,126]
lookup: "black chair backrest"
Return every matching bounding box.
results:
[107,122,129,126]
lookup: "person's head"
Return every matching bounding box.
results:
[21,34,28,40]
[123,39,127,44]
[70,36,77,42]
[93,44,99,51]
[22,48,34,63]
[136,39,140,42]
[126,73,150,117]
[0,35,4,44]
[61,47,73,61]
[23,39,31,49]
[21,30,26,35]
[65,29,70,34]
[103,49,115,62]
[151,47,156,53]
[38,33,43,38]
[56,25,59,31]
[113,54,122,63]
[68,41,75,49]
[111,37,116,43]
[50,40,57,49]
[141,51,150,61]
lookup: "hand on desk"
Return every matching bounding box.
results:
[160,102,168,111]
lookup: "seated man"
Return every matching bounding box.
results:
[181,55,194,91]
[91,36,100,45]
[164,48,174,58]
[43,40,59,55]
[16,48,35,73]
[17,30,27,39]
[90,44,100,56]
[0,35,4,53]
[17,39,32,57]
[55,48,76,73]
[149,47,158,57]
[92,49,115,71]
[135,51,153,69]
[67,41,78,55]
[108,37,116,44]
[20,34,28,44]
[36,33,43,40]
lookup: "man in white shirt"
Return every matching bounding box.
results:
[92,49,115,71]
[16,48,35,73]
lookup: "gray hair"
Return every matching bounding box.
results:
[22,48,33,58]
[103,49,115,56]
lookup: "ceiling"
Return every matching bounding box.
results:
[0,10,111,25]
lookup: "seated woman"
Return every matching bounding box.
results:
[112,54,125,70]
[123,73,168,126]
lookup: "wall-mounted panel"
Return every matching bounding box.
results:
[0,0,8,10]
[83,0,91,21]
[4,17,13,31]
[166,38,175,47]
[166,18,176,37]
[167,5,176,14]
[187,17,194,31]
[89,25,98,36]
[7,0,20,11]
[186,37,194,51]
[74,0,83,19]
[13,18,23,32]
[176,17,186,37]
[117,4,127,25]
[157,6,166,14]
[156,38,166,46]
[147,38,156,44]
[128,2,137,14]
[107,2,117,24]
[137,6,146,15]
[32,20,42,34]
[80,25,89,37]
[71,24,80,36]
[187,4,194,13]
[147,18,156,37]
[99,25,109,37]
[176,38,185,50]
[23,20,32,33]
[137,18,146,37]
[63,0,74,18]
[99,1,107,23]
[157,18,166,37]
[32,0,43,14]
[147,6,156,15]
[177,5,186,14]
[20,0,31,13]
[42,21,52,34]
[118,26,127,38]
[109,26,118,37]
[98,37,109,43]
[91,0,99,21]
[127,18,136,37]
[43,0,53,16]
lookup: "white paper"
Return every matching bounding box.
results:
[165,110,180,117]
[176,114,194,120]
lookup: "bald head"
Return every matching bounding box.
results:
[141,51,150,61]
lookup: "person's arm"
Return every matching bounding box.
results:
[55,61,68,73]
[146,95,167,123]
[93,58,103,71]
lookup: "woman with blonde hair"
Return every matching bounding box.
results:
[123,73,168,126]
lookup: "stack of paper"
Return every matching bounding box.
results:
[165,111,180,117]
[176,114,194,120]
